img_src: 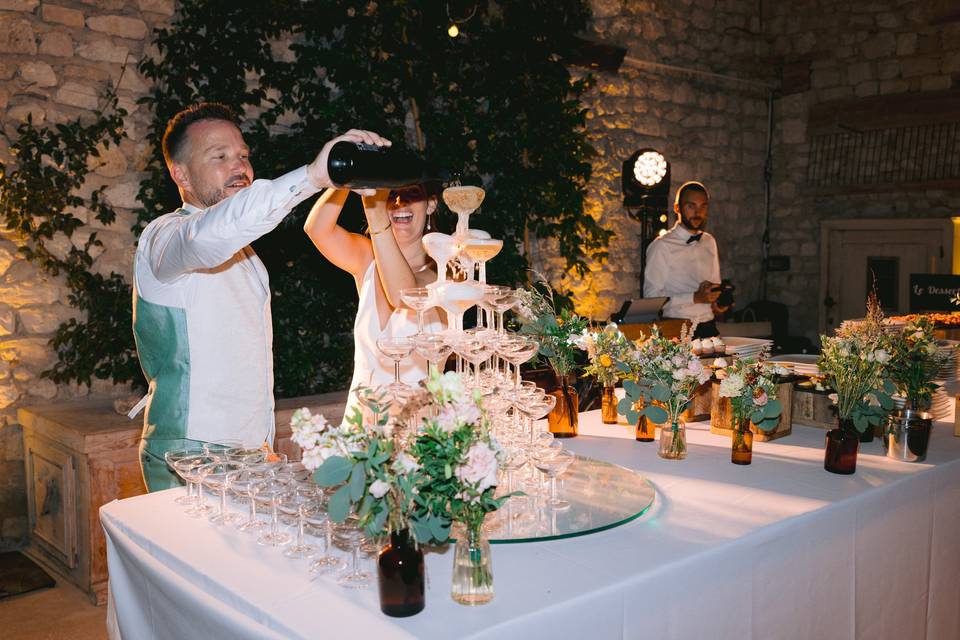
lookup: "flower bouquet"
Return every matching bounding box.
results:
[577,322,633,423]
[515,273,589,437]
[818,308,896,473]
[616,325,711,459]
[408,371,509,606]
[717,356,783,464]
[881,316,949,461]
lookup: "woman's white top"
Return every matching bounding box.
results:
[342,260,440,424]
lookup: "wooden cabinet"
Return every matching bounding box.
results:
[19,399,144,605]
[18,390,349,605]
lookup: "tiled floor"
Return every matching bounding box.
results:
[0,577,107,640]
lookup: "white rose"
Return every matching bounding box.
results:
[455,442,499,492]
[394,452,420,474]
[874,349,891,364]
[719,374,745,398]
[370,479,390,499]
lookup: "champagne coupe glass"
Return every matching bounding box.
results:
[499,335,540,395]
[414,333,453,376]
[462,238,503,284]
[490,289,518,335]
[173,454,219,517]
[335,518,371,589]
[202,461,245,526]
[203,440,243,455]
[422,232,462,286]
[533,448,575,510]
[399,287,434,334]
[281,483,321,559]
[480,285,508,333]
[223,447,266,465]
[454,333,495,390]
[251,477,294,546]
[304,496,345,574]
[443,185,485,237]
[234,467,274,532]
[165,447,206,505]
[438,281,485,334]
[376,336,416,396]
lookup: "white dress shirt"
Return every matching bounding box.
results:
[133,166,319,449]
[643,223,721,324]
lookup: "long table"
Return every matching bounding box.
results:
[101,413,960,639]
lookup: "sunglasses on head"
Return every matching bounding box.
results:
[389,185,429,205]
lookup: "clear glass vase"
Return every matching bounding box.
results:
[657,418,687,460]
[451,526,494,606]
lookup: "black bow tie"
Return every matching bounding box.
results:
[686,233,703,244]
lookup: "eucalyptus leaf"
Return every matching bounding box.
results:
[314,456,352,487]
[763,398,782,419]
[623,379,641,397]
[751,410,765,425]
[348,462,366,501]
[651,383,671,403]
[617,397,633,414]
[641,404,668,424]
[327,485,351,523]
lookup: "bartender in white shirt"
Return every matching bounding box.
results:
[643,181,728,339]
[132,102,388,491]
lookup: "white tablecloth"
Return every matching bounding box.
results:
[101,413,960,640]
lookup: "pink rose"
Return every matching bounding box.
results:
[455,442,499,492]
[753,388,769,407]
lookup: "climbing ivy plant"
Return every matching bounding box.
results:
[0,97,144,388]
[136,0,609,398]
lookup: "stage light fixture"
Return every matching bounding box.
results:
[622,148,672,287]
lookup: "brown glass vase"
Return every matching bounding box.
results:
[731,417,753,465]
[378,529,425,617]
[600,384,618,424]
[824,417,859,475]
[635,414,656,442]
[548,375,578,438]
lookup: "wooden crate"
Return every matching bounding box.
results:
[708,380,795,441]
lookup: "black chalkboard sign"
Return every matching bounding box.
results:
[910,274,960,312]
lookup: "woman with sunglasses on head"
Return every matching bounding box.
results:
[304,184,443,421]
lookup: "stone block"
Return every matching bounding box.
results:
[896,33,916,56]
[86,15,148,40]
[25,378,57,400]
[916,33,941,56]
[18,304,78,335]
[846,61,872,85]
[0,277,64,307]
[854,80,878,97]
[0,241,17,278]
[0,16,37,55]
[77,38,129,64]
[18,61,57,88]
[39,31,74,57]
[878,60,900,80]
[0,0,38,10]
[104,179,142,210]
[0,384,19,410]
[592,0,620,18]
[945,51,960,75]
[88,141,128,178]
[901,57,939,78]
[0,304,14,338]
[6,103,46,124]
[811,67,841,89]
[876,12,901,29]
[782,117,805,144]
[861,32,896,59]
[63,63,111,83]
[920,75,951,91]
[42,4,85,29]
[55,81,100,110]
[820,86,852,101]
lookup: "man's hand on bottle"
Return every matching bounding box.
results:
[694,280,722,304]
[308,129,391,192]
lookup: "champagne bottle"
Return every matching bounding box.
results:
[326,141,450,189]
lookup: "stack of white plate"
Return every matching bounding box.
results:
[929,385,953,420]
[937,341,959,382]
[768,354,820,377]
[722,336,774,360]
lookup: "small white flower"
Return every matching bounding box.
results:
[719,373,745,398]
[874,349,891,364]
[370,479,390,498]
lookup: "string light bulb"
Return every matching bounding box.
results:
[446,2,476,39]
[448,23,459,37]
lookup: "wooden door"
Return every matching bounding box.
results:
[821,219,953,334]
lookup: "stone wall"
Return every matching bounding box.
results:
[764,0,960,341]
[537,0,776,322]
[0,0,171,550]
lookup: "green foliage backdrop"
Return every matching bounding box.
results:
[6,0,613,398]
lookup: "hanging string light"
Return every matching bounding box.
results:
[446,2,477,38]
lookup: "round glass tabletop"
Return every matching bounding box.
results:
[478,454,655,544]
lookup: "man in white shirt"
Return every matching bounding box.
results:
[643,181,727,338]
[132,102,388,490]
